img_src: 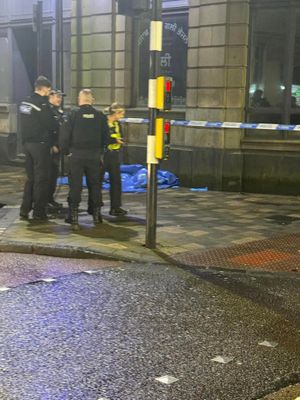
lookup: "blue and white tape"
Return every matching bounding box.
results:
[120,118,300,132]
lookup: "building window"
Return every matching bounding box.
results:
[133,3,188,107]
[247,1,300,138]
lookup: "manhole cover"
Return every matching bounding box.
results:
[264,215,300,225]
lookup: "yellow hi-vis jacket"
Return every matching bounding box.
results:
[107,121,122,151]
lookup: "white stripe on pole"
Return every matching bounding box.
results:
[147,136,159,164]
[148,79,157,108]
[150,21,163,51]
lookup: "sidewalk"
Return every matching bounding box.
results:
[1,165,300,273]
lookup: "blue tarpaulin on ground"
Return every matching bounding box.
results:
[57,164,180,193]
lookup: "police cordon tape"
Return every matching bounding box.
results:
[120,118,300,131]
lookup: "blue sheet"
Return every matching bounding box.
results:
[57,164,180,193]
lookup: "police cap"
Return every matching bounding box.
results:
[49,89,66,97]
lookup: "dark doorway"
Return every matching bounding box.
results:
[12,25,52,103]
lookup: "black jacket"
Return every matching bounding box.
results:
[49,105,64,147]
[19,93,57,144]
[60,104,108,156]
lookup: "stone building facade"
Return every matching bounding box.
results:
[1,0,300,195]
[0,0,72,159]
[70,0,250,191]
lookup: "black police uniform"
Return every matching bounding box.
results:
[60,104,108,226]
[48,105,64,206]
[19,93,56,219]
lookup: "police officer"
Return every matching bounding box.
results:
[19,76,57,221]
[48,89,65,210]
[60,89,108,229]
[102,102,127,216]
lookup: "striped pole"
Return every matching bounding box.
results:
[145,0,163,249]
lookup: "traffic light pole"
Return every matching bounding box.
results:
[55,0,65,177]
[145,0,162,249]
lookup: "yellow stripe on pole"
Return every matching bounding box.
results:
[155,117,164,159]
[156,76,164,111]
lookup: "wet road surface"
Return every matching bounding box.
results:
[0,255,299,399]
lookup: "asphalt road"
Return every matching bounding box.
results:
[0,255,299,400]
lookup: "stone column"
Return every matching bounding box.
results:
[186,0,249,190]
[70,0,132,107]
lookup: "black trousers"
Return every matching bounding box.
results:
[20,142,50,217]
[101,150,121,210]
[86,160,104,212]
[68,155,101,208]
[48,153,60,202]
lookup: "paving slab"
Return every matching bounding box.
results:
[2,165,300,273]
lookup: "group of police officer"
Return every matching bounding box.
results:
[19,75,127,229]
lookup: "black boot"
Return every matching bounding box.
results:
[65,207,79,230]
[87,201,104,215]
[109,207,127,216]
[93,207,102,225]
[87,198,93,215]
